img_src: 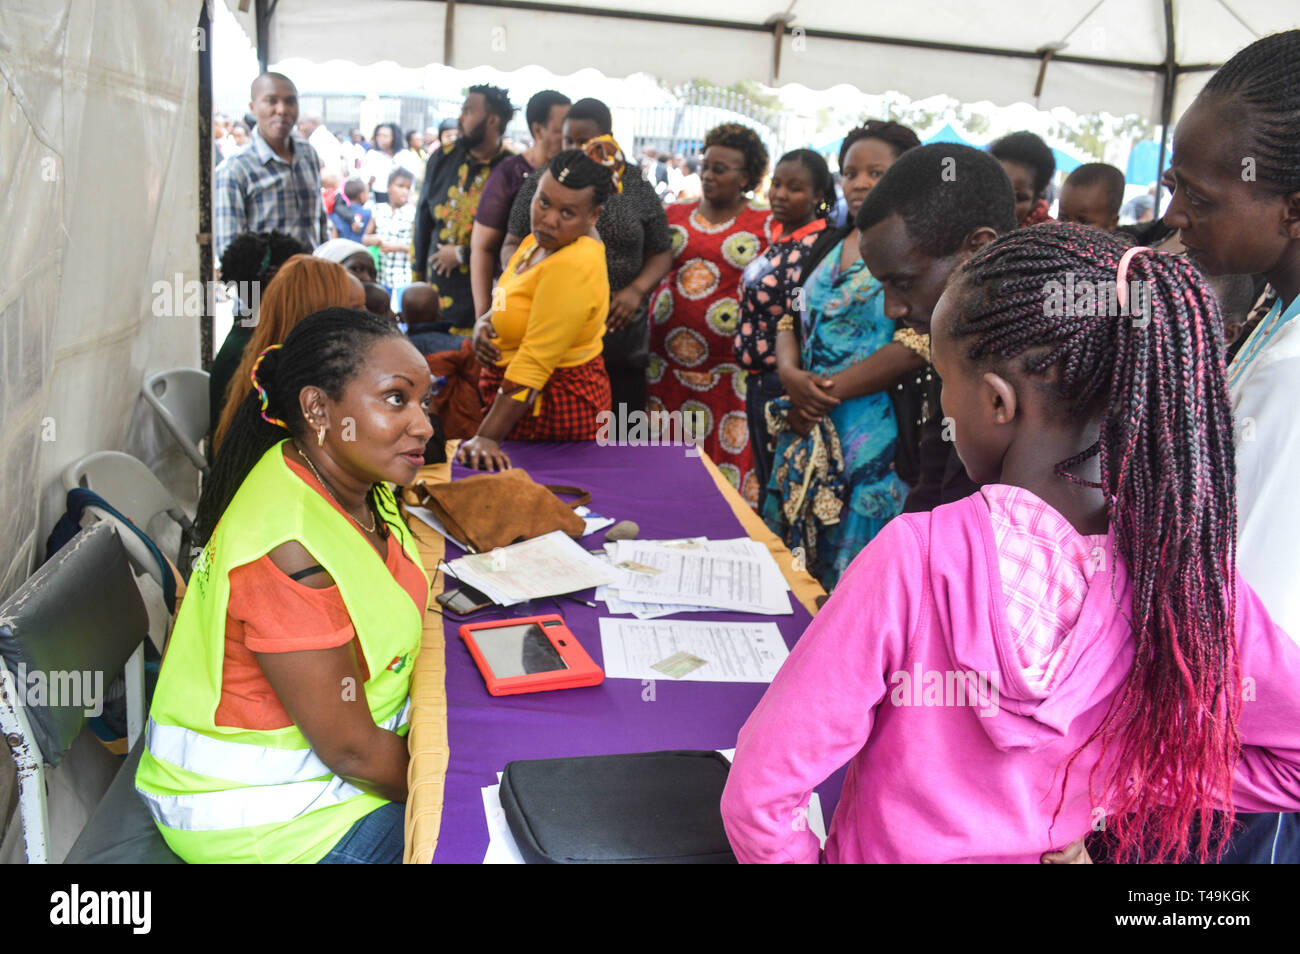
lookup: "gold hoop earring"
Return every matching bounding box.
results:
[317,424,327,446]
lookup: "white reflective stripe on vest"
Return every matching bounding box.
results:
[140,772,367,832]
[144,697,411,786]
[138,697,413,831]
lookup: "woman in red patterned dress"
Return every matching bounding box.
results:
[648,124,772,504]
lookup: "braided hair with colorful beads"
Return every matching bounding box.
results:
[196,307,409,545]
[946,222,1241,864]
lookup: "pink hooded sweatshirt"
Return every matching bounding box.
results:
[720,492,1300,863]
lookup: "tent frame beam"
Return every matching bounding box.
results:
[401,0,1211,76]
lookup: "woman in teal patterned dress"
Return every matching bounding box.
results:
[762,253,907,587]
[762,123,922,588]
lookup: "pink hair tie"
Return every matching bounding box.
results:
[1115,245,1151,314]
[250,343,289,430]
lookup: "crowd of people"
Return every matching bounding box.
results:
[144,29,1300,864]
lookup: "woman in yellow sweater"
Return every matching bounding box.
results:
[458,141,621,470]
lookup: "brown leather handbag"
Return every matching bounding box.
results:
[412,468,590,552]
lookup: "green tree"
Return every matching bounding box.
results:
[1051,113,1152,160]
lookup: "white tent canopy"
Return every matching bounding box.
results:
[226,0,1300,122]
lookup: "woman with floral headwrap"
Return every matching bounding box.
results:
[459,143,620,471]
[648,124,773,505]
[502,100,673,417]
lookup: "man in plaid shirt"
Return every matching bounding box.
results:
[214,72,327,260]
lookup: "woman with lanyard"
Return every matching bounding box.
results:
[762,126,920,587]
[1159,29,1300,864]
[136,308,436,863]
[732,149,830,508]
[459,143,618,471]
[649,123,773,503]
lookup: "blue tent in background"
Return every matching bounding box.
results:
[1050,148,1084,176]
[1126,139,1161,186]
[923,123,975,147]
[819,122,978,158]
[925,125,1085,177]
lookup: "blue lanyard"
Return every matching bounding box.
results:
[1228,294,1300,389]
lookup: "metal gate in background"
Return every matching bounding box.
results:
[298,85,791,159]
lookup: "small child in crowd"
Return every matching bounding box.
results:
[400,282,463,355]
[362,281,395,322]
[1057,162,1126,232]
[365,167,416,289]
[989,131,1056,226]
[329,178,372,241]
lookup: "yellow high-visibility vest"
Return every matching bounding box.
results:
[136,440,427,863]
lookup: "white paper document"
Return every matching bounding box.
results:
[404,505,471,552]
[604,541,791,616]
[481,784,526,864]
[599,618,790,683]
[443,530,616,606]
[574,505,615,537]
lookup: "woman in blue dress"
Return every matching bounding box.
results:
[763,122,922,588]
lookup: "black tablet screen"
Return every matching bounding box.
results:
[474,623,568,677]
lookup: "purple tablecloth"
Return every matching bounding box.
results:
[430,441,845,863]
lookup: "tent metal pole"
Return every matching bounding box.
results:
[199,0,214,372]
[1155,0,1175,192]
[254,0,278,74]
[445,0,456,68]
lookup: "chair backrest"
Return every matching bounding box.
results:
[63,450,187,531]
[0,522,147,766]
[141,368,210,474]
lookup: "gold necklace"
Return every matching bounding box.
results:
[295,443,377,534]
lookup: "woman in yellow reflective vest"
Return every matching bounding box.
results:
[136,307,435,863]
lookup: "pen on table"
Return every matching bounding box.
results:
[559,595,598,608]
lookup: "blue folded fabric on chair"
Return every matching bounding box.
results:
[45,487,177,614]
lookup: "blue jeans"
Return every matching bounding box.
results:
[317,802,405,864]
[1216,812,1300,864]
[408,323,470,355]
[746,371,785,512]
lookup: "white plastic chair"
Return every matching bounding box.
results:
[62,451,196,589]
[0,521,149,863]
[141,368,210,478]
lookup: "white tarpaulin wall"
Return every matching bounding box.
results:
[0,0,202,603]
[234,0,1300,121]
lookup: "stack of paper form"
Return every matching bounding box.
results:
[597,537,791,617]
[441,530,616,606]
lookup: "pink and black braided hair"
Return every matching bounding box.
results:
[948,222,1241,863]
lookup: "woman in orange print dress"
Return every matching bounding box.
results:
[648,124,772,504]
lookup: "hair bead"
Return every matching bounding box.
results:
[250,344,288,430]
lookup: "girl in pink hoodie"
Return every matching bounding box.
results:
[721,223,1300,864]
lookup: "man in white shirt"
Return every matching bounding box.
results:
[297,114,346,180]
